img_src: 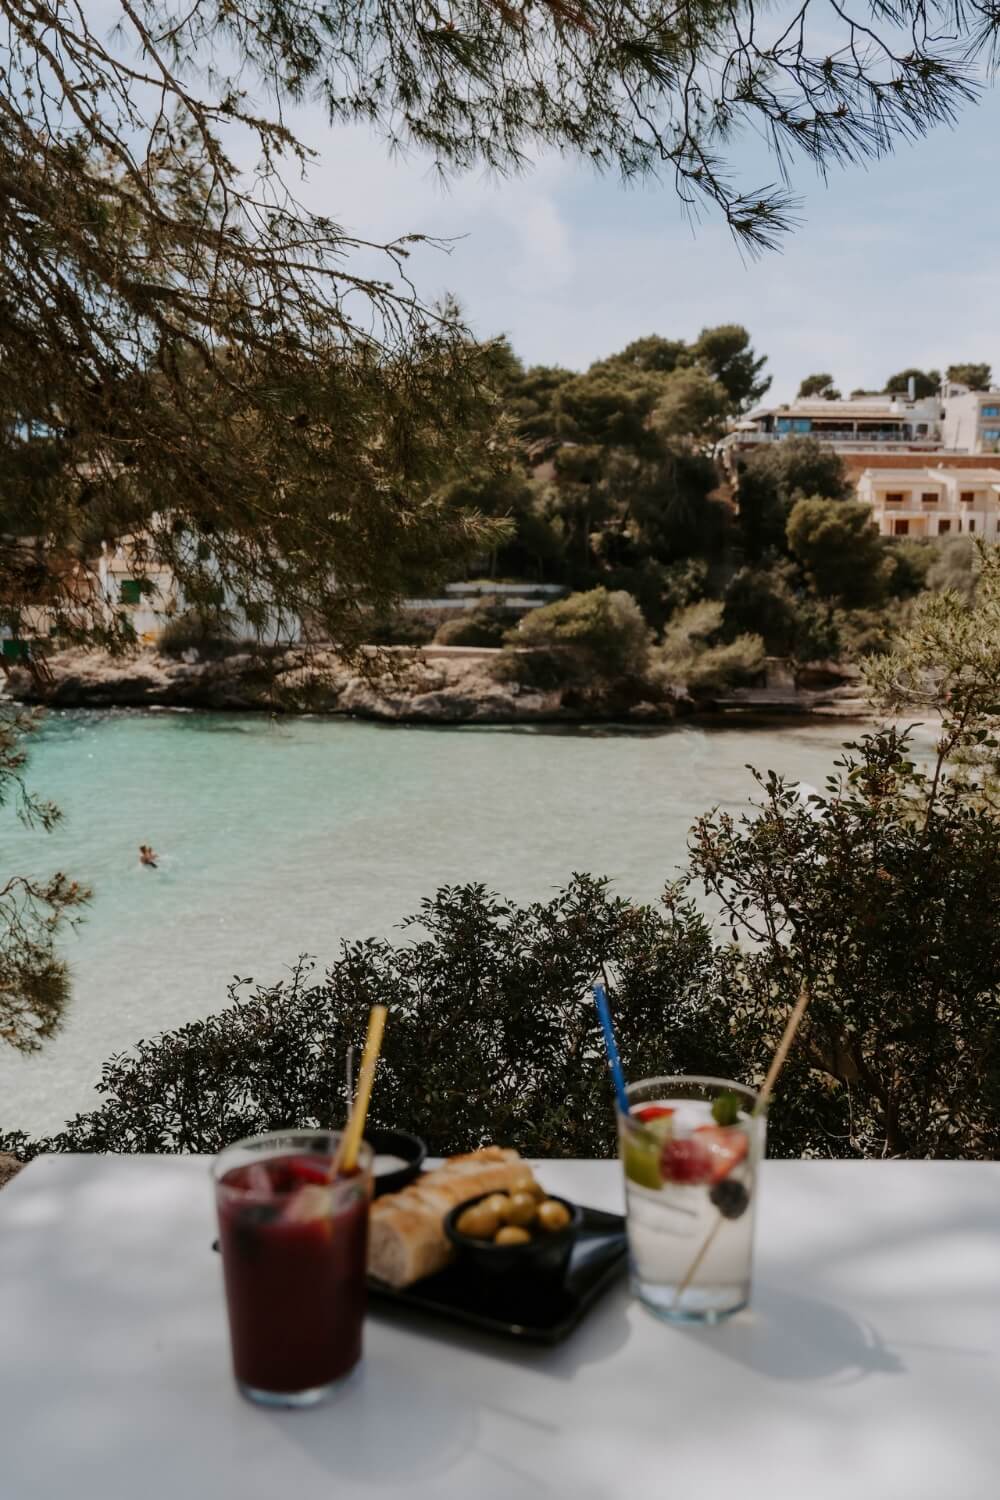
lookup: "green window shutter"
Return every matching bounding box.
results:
[2,639,29,660]
[120,580,142,605]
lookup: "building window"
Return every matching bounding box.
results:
[983,429,1000,442]
[885,492,904,505]
[960,491,975,503]
[775,416,812,434]
[969,518,976,533]
[938,519,952,534]
[893,519,910,536]
[920,492,938,504]
[981,405,1000,418]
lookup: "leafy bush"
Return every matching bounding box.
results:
[684,635,766,693]
[490,644,569,692]
[884,538,934,598]
[362,610,440,646]
[0,878,726,1160]
[498,587,651,687]
[434,603,511,648]
[654,600,765,694]
[686,727,1000,1159]
[831,604,903,660]
[722,561,839,661]
[926,535,976,600]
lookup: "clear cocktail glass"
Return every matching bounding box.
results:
[617,1076,765,1324]
[213,1129,373,1406]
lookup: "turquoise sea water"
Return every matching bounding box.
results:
[1,710,893,1135]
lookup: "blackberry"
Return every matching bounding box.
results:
[709,1178,750,1219]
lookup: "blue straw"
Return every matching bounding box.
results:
[592,982,630,1116]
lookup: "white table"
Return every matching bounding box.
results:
[0,1156,996,1500]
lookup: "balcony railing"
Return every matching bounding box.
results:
[727,430,940,447]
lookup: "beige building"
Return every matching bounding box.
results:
[856,466,1000,538]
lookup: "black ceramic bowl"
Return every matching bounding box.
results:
[365,1128,427,1197]
[445,1190,583,1284]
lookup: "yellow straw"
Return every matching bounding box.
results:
[335,1004,387,1176]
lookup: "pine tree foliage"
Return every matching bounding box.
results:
[0,709,89,1052]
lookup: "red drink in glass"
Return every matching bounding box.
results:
[213,1131,373,1406]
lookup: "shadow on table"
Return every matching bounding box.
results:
[669,1283,904,1384]
[259,1348,484,1489]
[367,1277,633,1381]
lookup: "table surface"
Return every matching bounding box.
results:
[0,1156,997,1500]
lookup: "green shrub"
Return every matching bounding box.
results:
[926,535,976,600]
[434,603,511,648]
[363,610,440,646]
[0,878,725,1160]
[684,635,766,693]
[654,600,765,694]
[509,587,651,683]
[884,538,934,598]
[722,561,839,661]
[490,644,569,691]
[832,604,905,660]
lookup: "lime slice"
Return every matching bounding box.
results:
[642,1113,675,1143]
[623,1136,662,1190]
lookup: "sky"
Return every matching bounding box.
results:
[279,85,1000,405]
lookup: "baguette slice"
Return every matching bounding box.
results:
[367,1146,528,1288]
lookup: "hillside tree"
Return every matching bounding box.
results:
[946,364,993,391]
[797,374,841,400]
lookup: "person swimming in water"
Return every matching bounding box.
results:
[139,844,159,869]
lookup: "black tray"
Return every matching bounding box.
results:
[367,1205,628,1345]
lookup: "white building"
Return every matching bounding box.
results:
[940,387,1000,454]
[720,383,1000,470]
[720,394,944,467]
[856,466,1000,539]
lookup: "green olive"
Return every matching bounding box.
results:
[481,1193,510,1219]
[504,1191,538,1227]
[536,1199,572,1232]
[455,1203,502,1240]
[494,1224,532,1246]
[508,1168,544,1199]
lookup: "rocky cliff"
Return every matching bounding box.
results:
[5,646,684,723]
[6,646,870,722]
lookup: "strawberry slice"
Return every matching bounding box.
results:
[660,1136,712,1185]
[694,1125,748,1183]
[635,1105,675,1124]
[286,1155,331,1187]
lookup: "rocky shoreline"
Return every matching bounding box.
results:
[5,646,873,724]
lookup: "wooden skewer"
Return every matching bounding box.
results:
[752,982,812,1117]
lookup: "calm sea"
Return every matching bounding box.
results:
[0,710,910,1135]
